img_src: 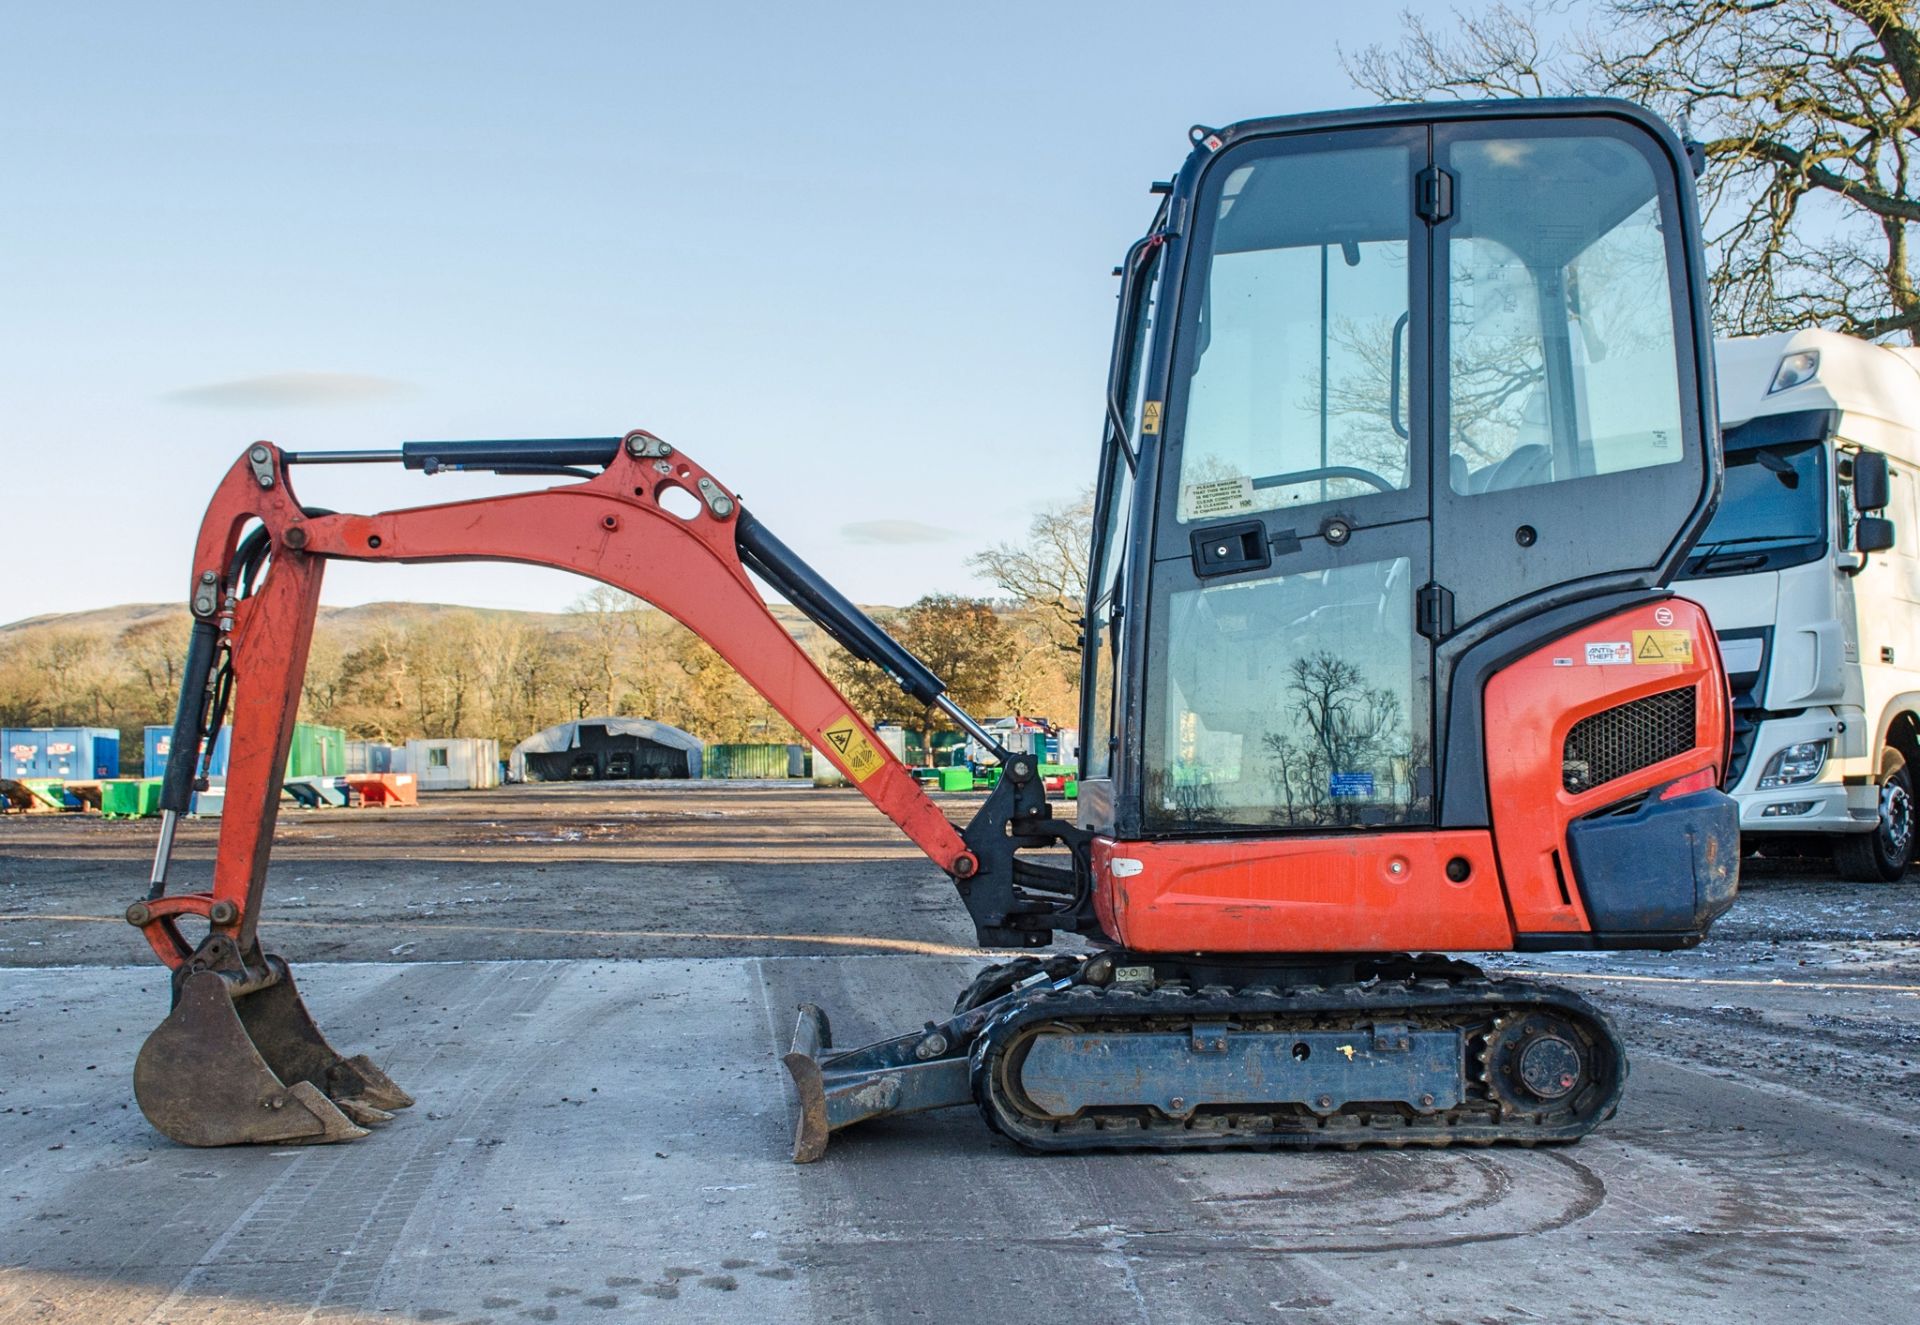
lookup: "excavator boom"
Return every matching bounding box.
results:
[130,430,1092,1146]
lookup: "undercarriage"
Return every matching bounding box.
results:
[785,954,1624,1159]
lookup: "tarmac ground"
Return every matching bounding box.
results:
[3,783,1918,1324]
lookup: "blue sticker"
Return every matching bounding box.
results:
[1329,772,1375,798]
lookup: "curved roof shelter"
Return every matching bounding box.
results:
[510,718,703,782]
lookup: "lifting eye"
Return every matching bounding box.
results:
[657,484,703,521]
[1292,1042,1311,1062]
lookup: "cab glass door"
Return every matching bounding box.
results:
[1434,120,1703,622]
[1146,128,1433,830]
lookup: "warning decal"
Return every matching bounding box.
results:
[821,715,885,783]
[1141,401,1163,435]
[1633,629,1694,664]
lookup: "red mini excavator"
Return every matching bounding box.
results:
[130,98,1737,1160]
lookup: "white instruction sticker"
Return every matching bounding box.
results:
[1585,641,1633,666]
[1184,476,1256,519]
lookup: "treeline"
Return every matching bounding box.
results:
[0,592,1078,763]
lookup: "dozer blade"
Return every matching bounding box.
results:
[135,967,412,1147]
[780,1002,974,1163]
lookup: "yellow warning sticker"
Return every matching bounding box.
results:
[1141,400,1163,435]
[1633,629,1694,664]
[821,714,886,783]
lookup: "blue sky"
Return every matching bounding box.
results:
[1,1,1428,625]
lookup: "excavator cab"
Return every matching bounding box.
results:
[1078,102,1730,956]
[130,100,1734,1161]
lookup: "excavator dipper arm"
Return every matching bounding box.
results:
[129,431,1085,1150]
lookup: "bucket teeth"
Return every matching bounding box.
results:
[135,965,410,1147]
[332,1097,397,1128]
[328,1055,415,1112]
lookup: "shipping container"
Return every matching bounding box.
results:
[142,726,172,779]
[286,724,348,779]
[2,727,119,780]
[873,726,909,764]
[811,746,846,787]
[146,724,350,783]
[703,743,807,779]
[146,723,231,780]
[346,740,395,774]
[404,737,501,791]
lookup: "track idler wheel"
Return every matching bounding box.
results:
[135,963,412,1146]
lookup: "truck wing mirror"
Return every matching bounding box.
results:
[1854,450,1891,512]
[1856,515,1896,554]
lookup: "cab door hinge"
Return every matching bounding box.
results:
[1416,166,1454,223]
[1416,582,1455,640]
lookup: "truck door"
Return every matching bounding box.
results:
[1138,109,1712,836]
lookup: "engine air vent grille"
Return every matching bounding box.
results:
[1562,687,1696,794]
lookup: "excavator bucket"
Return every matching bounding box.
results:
[134,965,413,1147]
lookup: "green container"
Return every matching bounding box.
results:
[705,743,798,779]
[1062,778,1078,799]
[100,778,163,819]
[286,724,348,779]
[938,767,974,792]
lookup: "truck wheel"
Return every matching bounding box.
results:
[1834,750,1915,882]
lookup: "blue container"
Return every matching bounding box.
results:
[144,725,173,779]
[144,724,231,779]
[2,727,118,780]
[3,729,46,780]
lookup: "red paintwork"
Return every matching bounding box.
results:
[1092,831,1513,953]
[1483,597,1727,934]
[1093,599,1730,954]
[134,894,216,968]
[344,774,418,807]
[133,437,974,970]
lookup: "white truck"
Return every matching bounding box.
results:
[1680,328,1913,879]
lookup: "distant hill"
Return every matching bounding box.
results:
[0,598,873,652]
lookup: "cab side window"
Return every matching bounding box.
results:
[1447,136,1685,494]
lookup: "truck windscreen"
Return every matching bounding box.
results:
[1682,438,1827,577]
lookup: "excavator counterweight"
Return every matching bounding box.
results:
[131,98,1737,1160]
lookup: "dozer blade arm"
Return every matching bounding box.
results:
[129,429,1076,1147]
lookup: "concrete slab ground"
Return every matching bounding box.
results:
[5,786,1920,1322]
[4,953,1918,1325]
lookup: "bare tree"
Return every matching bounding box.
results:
[967,492,1094,655]
[1346,1,1920,342]
[568,585,642,716]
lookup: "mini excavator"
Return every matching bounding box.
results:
[130,99,1738,1160]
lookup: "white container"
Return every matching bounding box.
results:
[403,737,501,791]
[811,746,848,787]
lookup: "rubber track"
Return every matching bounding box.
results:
[967,973,1627,1153]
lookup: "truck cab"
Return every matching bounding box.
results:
[1679,328,1919,879]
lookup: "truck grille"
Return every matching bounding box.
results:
[1563,687,1697,793]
